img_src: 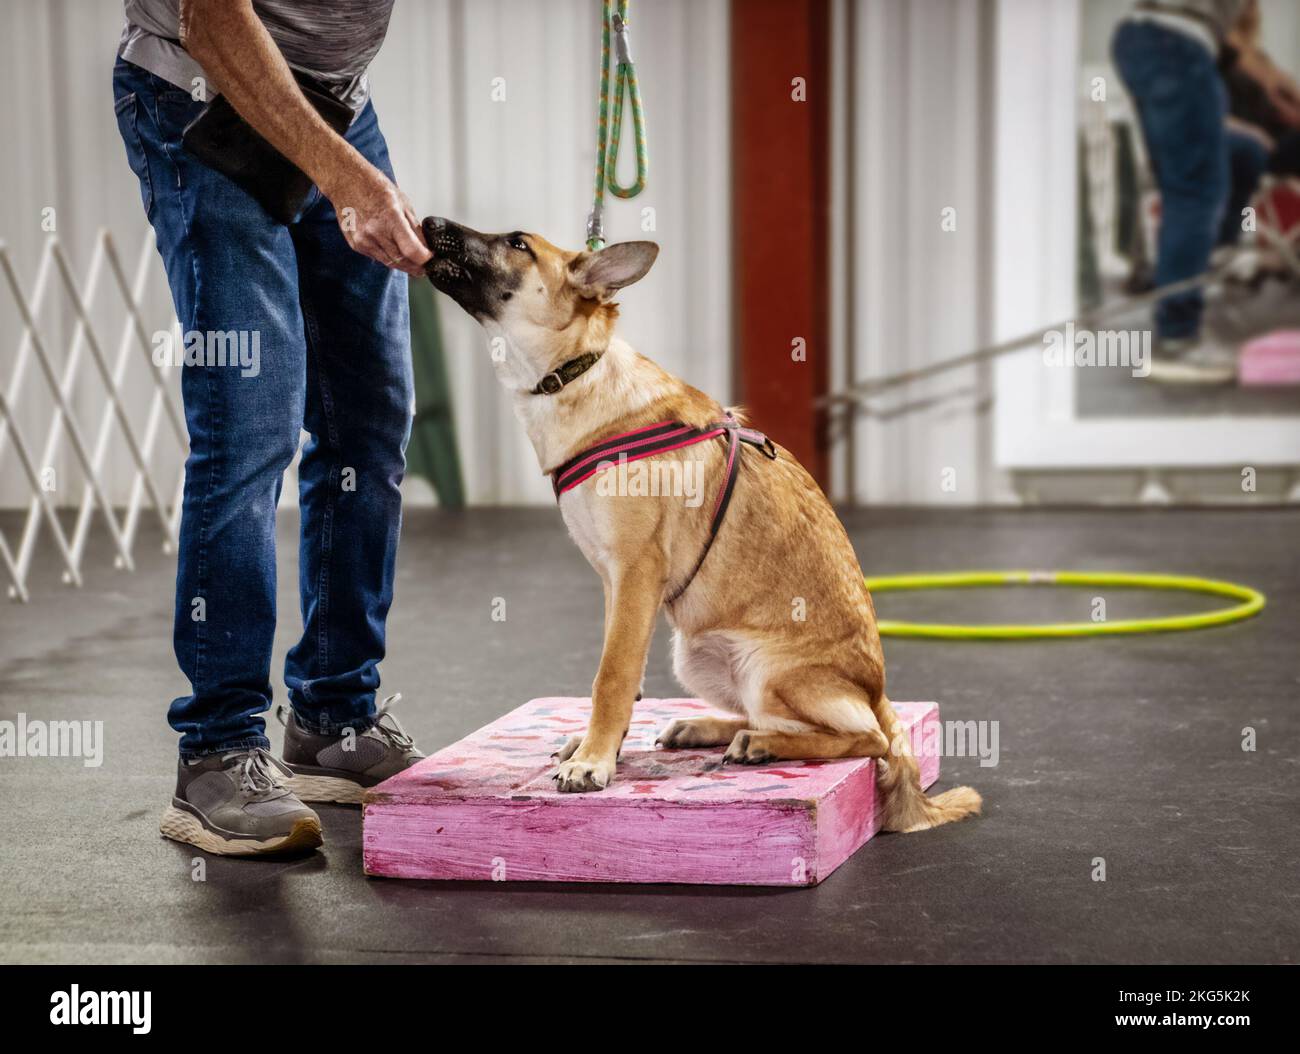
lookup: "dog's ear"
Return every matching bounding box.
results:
[568,242,659,301]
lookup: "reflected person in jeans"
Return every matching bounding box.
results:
[1112,1,1257,385]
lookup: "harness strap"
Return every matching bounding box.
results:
[550,414,777,603]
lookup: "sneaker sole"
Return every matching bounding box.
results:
[159,804,323,856]
[1148,361,1237,385]
[283,773,367,805]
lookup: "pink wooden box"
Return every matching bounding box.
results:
[363,697,940,886]
[1240,329,1300,386]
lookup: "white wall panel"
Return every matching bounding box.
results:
[838,0,994,505]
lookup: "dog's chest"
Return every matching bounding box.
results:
[558,489,618,578]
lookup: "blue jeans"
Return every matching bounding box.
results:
[1112,20,1231,340]
[112,59,413,757]
[1221,130,1269,247]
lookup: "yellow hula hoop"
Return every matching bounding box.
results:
[863,571,1265,640]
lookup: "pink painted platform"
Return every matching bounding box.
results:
[363,697,940,886]
[1240,329,1300,386]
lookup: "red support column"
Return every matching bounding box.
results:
[731,0,831,486]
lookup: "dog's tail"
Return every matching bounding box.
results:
[874,696,982,833]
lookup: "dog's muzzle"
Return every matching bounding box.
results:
[422,217,474,285]
[421,215,508,321]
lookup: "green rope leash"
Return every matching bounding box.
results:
[587,0,648,251]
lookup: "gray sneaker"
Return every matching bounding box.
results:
[160,748,323,856]
[1149,337,1238,385]
[279,693,425,805]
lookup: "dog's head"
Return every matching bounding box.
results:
[422,216,658,388]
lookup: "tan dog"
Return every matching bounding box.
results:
[423,217,980,832]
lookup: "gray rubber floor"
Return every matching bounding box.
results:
[0,506,1296,964]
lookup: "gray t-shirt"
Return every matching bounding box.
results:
[1132,1,1246,40]
[118,0,396,112]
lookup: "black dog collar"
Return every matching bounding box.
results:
[532,351,604,395]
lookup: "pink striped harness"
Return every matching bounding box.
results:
[550,414,777,604]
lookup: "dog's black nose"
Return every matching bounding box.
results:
[422,217,467,262]
[421,216,445,252]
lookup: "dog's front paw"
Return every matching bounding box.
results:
[552,756,615,793]
[723,731,775,766]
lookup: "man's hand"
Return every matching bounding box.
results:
[180,0,430,274]
[319,161,431,276]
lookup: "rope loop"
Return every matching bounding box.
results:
[587,0,648,250]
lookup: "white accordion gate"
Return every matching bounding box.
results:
[0,230,185,602]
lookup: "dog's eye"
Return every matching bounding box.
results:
[508,235,529,252]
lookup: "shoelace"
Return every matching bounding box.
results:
[274,693,422,756]
[371,693,420,755]
[232,747,293,795]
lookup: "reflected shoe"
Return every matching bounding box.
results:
[1148,338,1238,385]
[159,748,323,856]
[279,693,425,805]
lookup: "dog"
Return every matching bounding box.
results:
[422,217,980,833]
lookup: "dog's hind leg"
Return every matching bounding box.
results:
[723,728,889,764]
[722,667,891,763]
[724,669,981,829]
[657,715,748,749]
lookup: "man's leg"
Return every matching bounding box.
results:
[1267,129,1300,177]
[1219,128,1270,247]
[283,102,415,739]
[1112,21,1228,340]
[114,60,308,753]
[114,58,321,853]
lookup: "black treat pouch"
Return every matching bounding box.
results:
[181,71,355,224]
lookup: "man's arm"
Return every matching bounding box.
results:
[179,0,431,275]
[1226,34,1300,130]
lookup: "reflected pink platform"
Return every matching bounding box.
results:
[363,697,940,886]
[1240,329,1300,385]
